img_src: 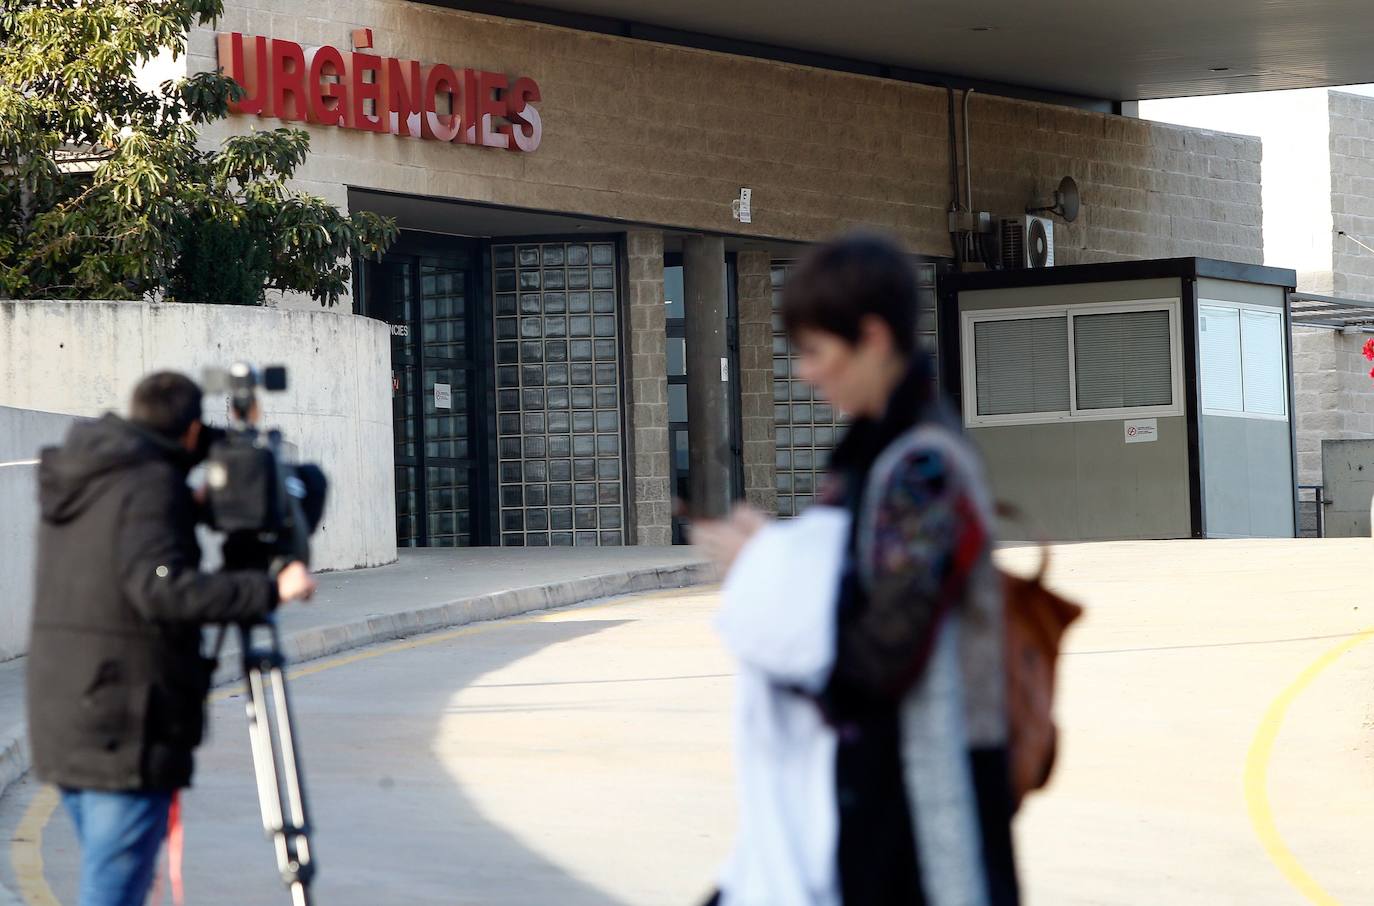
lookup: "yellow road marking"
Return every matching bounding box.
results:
[9,586,708,903]
[11,787,58,906]
[1243,626,1374,906]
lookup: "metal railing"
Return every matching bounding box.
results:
[1297,484,1327,538]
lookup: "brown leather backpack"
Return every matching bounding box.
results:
[1001,542,1082,810]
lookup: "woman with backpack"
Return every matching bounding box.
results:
[695,233,1020,906]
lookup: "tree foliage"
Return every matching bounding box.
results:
[0,0,397,305]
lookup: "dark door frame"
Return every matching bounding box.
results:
[359,231,493,547]
[664,251,745,543]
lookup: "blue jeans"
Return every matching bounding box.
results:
[61,789,170,906]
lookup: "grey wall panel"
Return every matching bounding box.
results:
[1201,416,1296,537]
[1197,277,1287,309]
[970,417,1192,541]
[960,278,1182,312]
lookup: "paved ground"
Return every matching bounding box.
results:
[3,540,1373,904]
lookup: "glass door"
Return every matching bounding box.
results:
[364,238,486,547]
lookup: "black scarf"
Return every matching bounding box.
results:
[827,352,954,502]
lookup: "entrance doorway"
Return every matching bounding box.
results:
[362,236,489,547]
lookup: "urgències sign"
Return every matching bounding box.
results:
[216,30,542,152]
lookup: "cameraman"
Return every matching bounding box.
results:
[26,371,316,906]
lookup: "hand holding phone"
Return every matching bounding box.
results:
[682,502,768,573]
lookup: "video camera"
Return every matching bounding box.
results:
[201,363,328,573]
[200,363,326,904]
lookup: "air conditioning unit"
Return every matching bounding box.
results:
[998,215,1055,269]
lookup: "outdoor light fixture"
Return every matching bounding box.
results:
[1338,230,1374,256]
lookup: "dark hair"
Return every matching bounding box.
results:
[781,232,919,356]
[129,372,203,440]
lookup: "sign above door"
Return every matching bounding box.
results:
[215,29,543,152]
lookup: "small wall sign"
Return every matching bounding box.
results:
[1124,418,1158,444]
[434,382,452,410]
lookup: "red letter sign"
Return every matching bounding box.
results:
[218,33,268,116]
[506,77,542,153]
[269,39,308,121]
[307,45,347,127]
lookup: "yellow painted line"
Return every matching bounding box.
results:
[1243,626,1374,906]
[11,787,58,906]
[10,586,705,904]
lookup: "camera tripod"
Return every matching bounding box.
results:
[235,617,316,906]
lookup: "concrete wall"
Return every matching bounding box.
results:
[0,302,396,571]
[1141,90,1334,293]
[189,1,1262,312]
[735,251,778,514]
[1285,93,1374,494]
[1321,438,1374,536]
[1330,91,1374,302]
[623,231,672,545]
[0,407,80,662]
[1292,327,1374,487]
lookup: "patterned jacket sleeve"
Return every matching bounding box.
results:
[829,443,989,701]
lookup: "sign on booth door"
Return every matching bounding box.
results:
[1124,418,1158,444]
[434,383,452,410]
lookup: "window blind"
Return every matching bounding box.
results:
[974,317,1070,416]
[1199,305,1243,412]
[1073,309,1172,410]
[1241,310,1285,416]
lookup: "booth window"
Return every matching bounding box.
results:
[973,317,1070,416]
[1200,303,1286,418]
[963,301,1181,426]
[1074,309,1173,410]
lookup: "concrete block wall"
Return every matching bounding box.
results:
[736,251,778,514]
[0,406,80,662]
[969,97,1263,264]
[1292,326,1374,487]
[624,231,672,545]
[0,302,396,570]
[1330,91,1374,302]
[190,0,1265,315]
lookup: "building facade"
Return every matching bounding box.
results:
[182,0,1265,548]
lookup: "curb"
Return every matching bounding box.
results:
[0,561,714,801]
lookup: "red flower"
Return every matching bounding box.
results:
[1369,365,1374,379]
[1364,337,1374,361]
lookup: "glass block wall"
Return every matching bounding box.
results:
[492,242,626,546]
[770,260,941,517]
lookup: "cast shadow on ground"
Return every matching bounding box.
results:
[153,619,642,906]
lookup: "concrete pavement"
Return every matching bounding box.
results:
[5,539,1374,903]
[0,548,711,813]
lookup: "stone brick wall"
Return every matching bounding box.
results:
[191,0,1264,314]
[735,251,777,514]
[1292,326,1374,487]
[623,230,672,545]
[1330,91,1374,302]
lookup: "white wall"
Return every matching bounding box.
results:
[0,302,397,571]
[0,407,81,661]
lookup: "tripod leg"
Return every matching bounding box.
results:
[240,623,316,904]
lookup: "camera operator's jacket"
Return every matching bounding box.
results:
[27,414,278,792]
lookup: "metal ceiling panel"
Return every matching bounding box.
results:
[480,0,1374,100]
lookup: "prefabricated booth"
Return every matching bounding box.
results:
[938,259,1298,541]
